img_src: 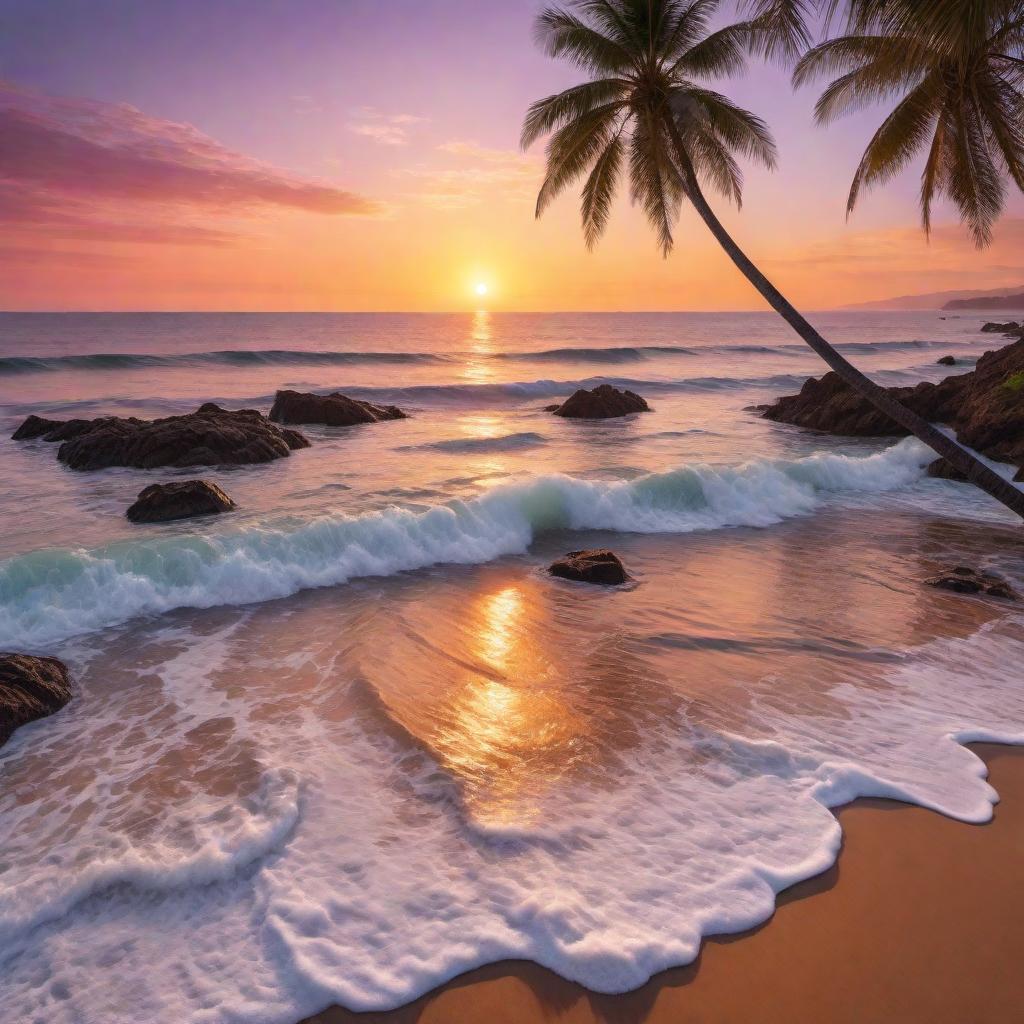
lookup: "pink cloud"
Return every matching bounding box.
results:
[0,80,384,250]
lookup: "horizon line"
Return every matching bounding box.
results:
[0,306,943,316]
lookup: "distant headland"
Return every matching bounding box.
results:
[942,292,1024,311]
[842,283,1024,311]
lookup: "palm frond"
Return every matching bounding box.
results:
[534,7,636,73]
[581,130,626,247]
[521,79,629,150]
[740,0,819,64]
[946,95,1006,247]
[846,72,943,215]
[659,0,722,63]
[671,22,752,78]
[680,88,778,169]
[535,102,626,216]
[629,106,684,255]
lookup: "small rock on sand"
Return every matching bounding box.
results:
[924,566,1018,600]
[549,549,628,586]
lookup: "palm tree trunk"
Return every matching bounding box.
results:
[662,113,1024,521]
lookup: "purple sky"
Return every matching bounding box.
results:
[2,0,1023,310]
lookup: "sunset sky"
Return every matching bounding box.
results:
[3,0,1024,312]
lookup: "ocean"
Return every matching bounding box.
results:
[1,310,1022,1023]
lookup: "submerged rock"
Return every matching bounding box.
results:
[0,653,73,748]
[10,415,64,440]
[761,338,1024,475]
[126,480,236,523]
[269,390,407,426]
[550,384,649,419]
[924,566,1019,600]
[549,549,628,586]
[936,355,957,366]
[11,403,309,471]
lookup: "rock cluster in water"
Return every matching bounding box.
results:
[761,337,1024,480]
[924,567,1019,600]
[126,480,237,523]
[11,403,309,471]
[549,549,628,585]
[0,653,73,748]
[270,390,407,426]
[548,384,650,419]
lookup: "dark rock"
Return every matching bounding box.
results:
[551,384,649,419]
[269,390,407,427]
[0,653,73,748]
[10,415,64,440]
[924,566,1019,600]
[549,549,628,586]
[126,480,236,523]
[936,355,957,366]
[926,459,968,482]
[761,337,1024,475]
[12,404,309,471]
[980,321,1021,334]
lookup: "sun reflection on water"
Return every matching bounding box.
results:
[461,309,496,384]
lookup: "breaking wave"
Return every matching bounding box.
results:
[0,439,932,648]
[0,349,447,374]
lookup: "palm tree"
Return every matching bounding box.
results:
[522,0,1024,519]
[793,0,1024,247]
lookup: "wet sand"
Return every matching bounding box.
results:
[304,742,1024,1024]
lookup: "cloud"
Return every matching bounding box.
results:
[348,108,426,146]
[402,140,540,209]
[0,80,384,252]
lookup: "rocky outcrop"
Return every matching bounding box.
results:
[0,654,73,748]
[936,355,957,366]
[549,549,628,586]
[549,384,649,419]
[126,480,236,523]
[269,390,407,427]
[925,459,967,482]
[11,403,310,471]
[980,321,1021,334]
[924,567,1018,600]
[761,338,1024,474]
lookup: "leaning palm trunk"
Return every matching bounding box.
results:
[661,112,1024,520]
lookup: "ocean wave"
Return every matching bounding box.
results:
[494,339,960,363]
[0,439,932,648]
[398,431,549,454]
[0,349,447,374]
[339,373,811,406]
[499,345,700,363]
[0,338,970,377]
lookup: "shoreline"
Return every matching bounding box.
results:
[303,742,1024,1024]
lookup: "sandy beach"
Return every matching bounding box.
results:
[305,743,1024,1024]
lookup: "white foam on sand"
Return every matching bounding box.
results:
[1,598,1022,1023]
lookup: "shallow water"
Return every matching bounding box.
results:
[0,311,1022,1023]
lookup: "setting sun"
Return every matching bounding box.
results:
[474,282,489,297]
